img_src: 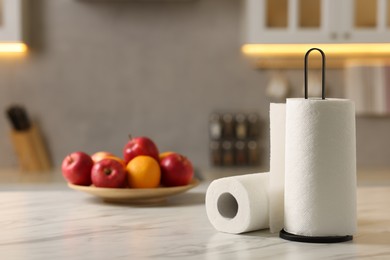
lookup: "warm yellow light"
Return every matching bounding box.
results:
[242,43,390,57]
[0,42,27,53]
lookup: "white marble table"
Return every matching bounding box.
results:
[0,169,390,259]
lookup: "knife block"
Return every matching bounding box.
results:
[10,123,51,172]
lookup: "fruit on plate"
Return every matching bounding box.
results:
[91,151,126,167]
[62,151,94,186]
[160,153,194,187]
[126,155,161,188]
[91,158,127,188]
[123,136,159,164]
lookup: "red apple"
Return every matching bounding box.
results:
[123,136,159,164]
[160,153,194,187]
[62,152,93,186]
[91,158,127,188]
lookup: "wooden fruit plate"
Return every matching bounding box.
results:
[68,179,200,204]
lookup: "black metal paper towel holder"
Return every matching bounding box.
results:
[279,48,353,244]
[304,47,326,100]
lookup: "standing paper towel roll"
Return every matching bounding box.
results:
[269,103,286,233]
[206,173,269,234]
[284,98,357,240]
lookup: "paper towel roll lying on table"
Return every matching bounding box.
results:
[284,98,357,237]
[269,103,286,233]
[206,173,269,234]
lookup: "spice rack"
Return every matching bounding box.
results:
[209,112,261,167]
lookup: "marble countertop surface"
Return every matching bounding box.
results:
[0,168,390,259]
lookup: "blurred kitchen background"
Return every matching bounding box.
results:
[1,0,390,176]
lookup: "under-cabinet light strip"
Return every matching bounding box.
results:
[0,43,27,53]
[242,44,390,57]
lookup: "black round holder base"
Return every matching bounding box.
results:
[280,229,353,243]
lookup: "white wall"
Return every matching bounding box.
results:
[0,0,388,171]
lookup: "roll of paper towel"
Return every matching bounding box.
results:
[269,103,286,233]
[284,98,357,238]
[206,173,269,234]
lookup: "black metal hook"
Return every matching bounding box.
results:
[304,48,326,100]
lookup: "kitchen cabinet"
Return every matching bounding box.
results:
[0,0,26,53]
[244,0,390,44]
[243,0,390,68]
[343,0,390,42]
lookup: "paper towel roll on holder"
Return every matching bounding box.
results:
[304,48,326,100]
[280,48,353,243]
